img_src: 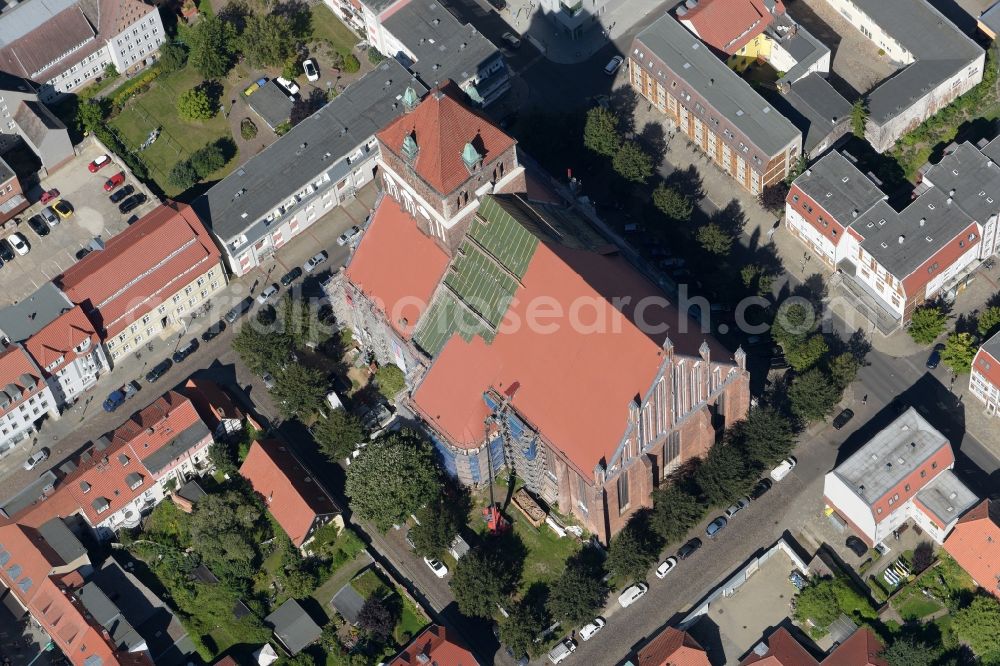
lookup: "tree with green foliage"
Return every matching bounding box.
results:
[582,106,620,157]
[879,638,937,666]
[189,142,226,178]
[375,364,406,400]
[793,576,876,629]
[696,223,733,255]
[978,305,1000,338]
[188,15,236,78]
[739,406,795,468]
[695,442,751,506]
[277,653,317,666]
[345,431,441,530]
[232,325,293,375]
[271,364,328,419]
[500,600,545,658]
[789,368,840,422]
[76,98,109,134]
[941,331,976,374]
[785,153,808,185]
[159,42,188,73]
[547,565,606,627]
[650,485,706,544]
[652,183,693,223]
[275,534,318,598]
[177,86,216,121]
[450,546,519,617]
[368,47,387,65]
[312,409,364,462]
[239,13,296,67]
[168,160,198,189]
[409,494,464,559]
[784,334,829,372]
[908,305,947,344]
[606,522,659,581]
[828,352,860,390]
[612,142,654,184]
[950,594,1000,663]
[189,487,272,588]
[851,98,869,138]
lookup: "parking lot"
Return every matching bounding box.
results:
[2,138,158,308]
[687,546,806,664]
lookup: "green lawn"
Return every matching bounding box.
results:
[395,595,427,643]
[108,65,235,197]
[310,5,359,54]
[896,594,942,620]
[351,568,390,600]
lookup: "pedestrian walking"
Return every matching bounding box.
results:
[862,394,868,405]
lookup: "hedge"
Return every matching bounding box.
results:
[110,66,162,110]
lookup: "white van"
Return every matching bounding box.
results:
[618,583,648,608]
[770,457,797,482]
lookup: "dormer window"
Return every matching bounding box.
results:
[74,338,91,353]
[119,453,130,466]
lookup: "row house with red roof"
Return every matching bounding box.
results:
[55,201,227,365]
[823,408,978,547]
[24,305,109,408]
[0,343,58,455]
[943,498,1000,598]
[741,626,886,666]
[240,439,343,551]
[969,331,1000,417]
[785,140,1000,333]
[388,624,478,665]
[0,0,165,102]
[328,84,751,542]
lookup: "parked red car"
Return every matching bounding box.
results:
[40,188,59,204]
[88,155,111,172]
[104,172,125,192]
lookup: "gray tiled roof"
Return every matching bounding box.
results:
[37,517,86,565]
[833,408,947,505]
[0,282,73,343]
[922,143,1000,223]
[779,73,851,154]
[193,59,424,248]
[0,470,56,519]
[634,13,800,156]
[383,0,501,90]
[981,1,1000,36]
[916,469,978,526]
[246,80,294,130]
[140,420,210,474]
[0,0,79,45]
[265,599,322,655]
[853,0,983,125]
[792,151,885,222]
[75,581,146,652]
[852,188,974,279]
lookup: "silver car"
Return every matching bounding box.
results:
[41,206,60,227]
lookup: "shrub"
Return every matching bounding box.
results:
[275,121,292,135]
[240,117,258,140]
[168,160,198,189]
[368,47,387,65]
[177,86,216,121]
[866,576,889,604]
[342,52,361,73]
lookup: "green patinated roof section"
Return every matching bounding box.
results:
[470,196,538,278]
[412,195,538,356]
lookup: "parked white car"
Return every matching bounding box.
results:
[256,283,279,305]
[770,457,797,482]
[303,251,329,272]
[579,618,605,641]
[7,232,29,256]
[618,583,648,608]
[276,76,300,96]
[424,557,448,578]
[655,556,677,579]
[302,58,319,81]
[23,449,48,471]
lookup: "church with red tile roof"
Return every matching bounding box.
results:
[328,83,750,543]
